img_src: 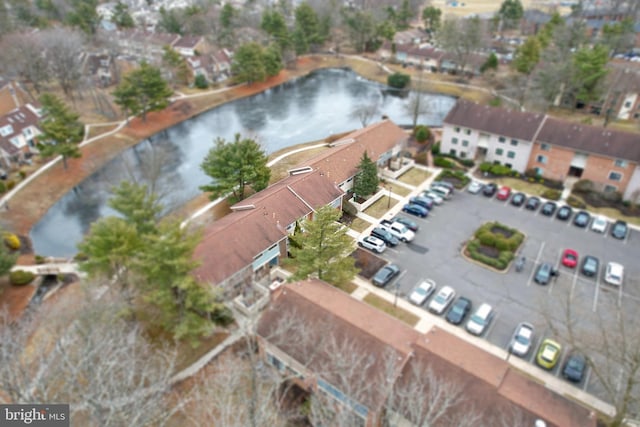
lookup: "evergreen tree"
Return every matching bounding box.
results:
[113,62,173,122]
[231,43,266,84]
[261,9,290,54]
[352,152,379,198]
[108,181,162,235]
[162,45,190,86]
[200,134,271,202]
[422,6,442,31]
[293,2,323,54]
[67,0,100,35]
[0,236,17,277]
[112,1,135,29]
[289,205,359,286]
[37,93,83,169]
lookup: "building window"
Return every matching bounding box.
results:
[451,137,458,144]
[449,149,457,156]
[614,159,628,168]
[498,136,506,143]
[536,155,547,164]
[460,151,466,158]
[465,128,471,135]
[454,127,460,133]
[505,163,513,169]
[535,167,544,176]
[624,101,632,108]
[266,353,285,372]
[507,151,516,159]
[604,185,618,193]
[510,139,518,146]
[608,171,623,182]
[495,148,504,155]
[462,140,469,147]
[540,143,550,151]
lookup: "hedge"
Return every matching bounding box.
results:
[435,169,471,189]
[467,222,524,270]
[542,189,562,200]
[566,195,586,209]
[387,72,410,89]
[433,156,455,168]
[10,270,35,286]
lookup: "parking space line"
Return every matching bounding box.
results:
[582,365,592,392]
[528,241,546,287]
[592,279,600,312]
[570,270,579,298]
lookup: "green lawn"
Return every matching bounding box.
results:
[336,281,358,294]
[363,294,420,326]
[350,217,372,233]
[397,168,432,186]
[364,196,398,218]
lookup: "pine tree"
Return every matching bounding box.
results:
[352,152,379,199]
[36,93,84,169]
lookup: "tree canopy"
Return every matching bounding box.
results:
[422,6,442,31]
[200,134,271,202]
[112,61,173,122]
[112,1,135,29]
[289,205,359,286]
[37,93,83,169]
[352,152,379,198]
[498,0,524,28]
[512,37,541,75]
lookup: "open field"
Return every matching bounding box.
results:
[431,0,573,17]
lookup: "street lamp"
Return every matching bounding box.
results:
[387,184,392,208]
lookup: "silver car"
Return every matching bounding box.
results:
[409,279,436,306]
[428,286,455,314]
[510,322,534,357]
[357,235,386,254]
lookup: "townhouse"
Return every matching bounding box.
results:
[192,120,408,295]
[256,278,596,427]
[441,100,640,200]
[0,104,42,170]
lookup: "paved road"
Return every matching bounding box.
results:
[369,184,639,406]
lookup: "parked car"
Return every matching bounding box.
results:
[467,181,483,194]
[372,264,400,287]
[422,190,443,205]
[428,286,456,314]
[409,279,436,306]
[536,339,562,370]
[556,205,572,221]
[392,216,419,231]
[496,186,512,201]
[541,201,557,216]
[370,227,399,247]
[402,203,428,218]
[591,215,608,233]
[432,180,455,192]
[409,196,434,210]
[534,262,554,285]
[561,249,578,268]
[611,220,628,240]
[465,303,494,336]
[573,211,590,228]
[379,220,415,242]
[604,262,624,286]
[525,196,541,211]
[581,255,599,277]
[510,192,526,206]
[562,353,586,383]
[357,235,386,254]
[429,185,452,199]
[445,297,472,325]
[483,182,498,197]
[510,322,534,357]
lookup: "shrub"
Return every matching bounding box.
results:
[573,179,594,193]
[479,162,492,173]
[494,236,509,251]
[387,72,411,89]
[3,233,20,251]
[343,200,358,216]
[460,159,475,168]
[433,156,454,168]
[541,189,562,200]
[414,152,428,165]
[431,142,441,155]
[489,164,511,176]
[566,195,586,209]
[6,180,15,191]
[0,181,5,193]
[35,255,46,264]
[477,231,496,246]
[488,97,502,107]
[74,252,89,262]
[414,125,430,143]
[10,270,35,286]
[194,74,208,89]
[18,170,26,180]
[602,190,622,203]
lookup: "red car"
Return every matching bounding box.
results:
[562,249,579,268]
[496,186,512,201]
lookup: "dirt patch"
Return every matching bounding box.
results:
[476,244,500,259]
[490,226,514,239]
[352,248,386,279]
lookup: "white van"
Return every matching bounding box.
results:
[466,303,494,336]
[604,262,624,286]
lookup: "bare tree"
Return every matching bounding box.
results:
[0,292,186,427]
[41,27,85,100]
[0,32,50,94]
[436,16,487,77]
[350,100,381,127]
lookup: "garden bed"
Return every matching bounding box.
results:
[435,169,470,189]
[464,222,524,271]
[352,248,387,279]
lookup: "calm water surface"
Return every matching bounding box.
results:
[31,68,457,256]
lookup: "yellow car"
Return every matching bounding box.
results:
[536,339,562,370]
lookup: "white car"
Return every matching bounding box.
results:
[467,181,483,194]
[409,279,436,306]
[422,191,443,205]
[591,216,608,233]
[605,262,624,286]
[430,185,452,199]
[510,322,534,357]
[428,286,456,314]
[357,235,386,254]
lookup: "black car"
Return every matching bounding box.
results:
[372,264,400,287]
[562,353,586,383]
[445,297,472,325]
[541,201,557,216]
[534,262,554,285]
[573,210,590,228]
[581,255,599,277]
[510,192,526,207]
[525,196,540,211]
[409,196,434,210]
[370,227,399,247]
[611,220,628,240]
[556,205,573,221]
[483,182,498,197]
[392,216,419,231]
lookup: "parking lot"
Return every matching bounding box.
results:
[372,185,640,399]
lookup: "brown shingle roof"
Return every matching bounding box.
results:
[172,35,203,49]
[192,170,343,285]
[444,99,546,141]
[304,120,408,185]
[0,104,41,156]
[536,117,640,162]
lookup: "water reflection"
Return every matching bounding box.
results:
[31,68,457,256]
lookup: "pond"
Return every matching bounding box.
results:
[30,68,457,256]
